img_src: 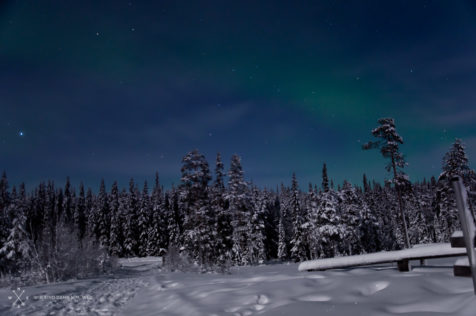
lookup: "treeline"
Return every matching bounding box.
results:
[0,140,475,277]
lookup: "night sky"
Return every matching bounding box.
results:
[2,1,476,190]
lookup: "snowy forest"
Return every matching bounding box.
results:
[1,119,475,284]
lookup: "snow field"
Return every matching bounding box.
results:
[2,257,476,315]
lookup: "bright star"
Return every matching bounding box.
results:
[19,131,24,136]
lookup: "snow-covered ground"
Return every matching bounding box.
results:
[1,257,476,315]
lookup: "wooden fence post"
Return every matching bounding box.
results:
[451,176,476,295]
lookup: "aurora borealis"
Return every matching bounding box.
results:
[1,1,476,189]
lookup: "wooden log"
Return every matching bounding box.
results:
[450,231,476,248]
[454,258,472,277]
[451,231,465,248]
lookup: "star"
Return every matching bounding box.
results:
[19,131,24,137]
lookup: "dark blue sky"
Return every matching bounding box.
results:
[1,1,476,191]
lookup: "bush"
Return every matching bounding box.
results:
[162,245,231,274]
[25,224,117,285]
[162,245,198,272]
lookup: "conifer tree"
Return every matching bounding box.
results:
[316,188,342,258]
[180,149,214,266]
[278,184,292,259]
[363,117,411,248]
[213,153,232,265]
[147,174,164,256]
[85,187,94,227]
[109,181,123,256]
[248,188,266,264]
[277,214,287,261]
[123,178,139,256]
[95,179,110,249]
[263,195,279,260]
[435,139,474,240]
[227,154,250,264]
[0,183,32,273]
[290,173,307,261]
[306,185,320,259]
[322,163,329,192]
[339,181,364,255]
[138,181,151,257]
[63,177,73,224]
[0,171,9,254]
[45,182,57,249]
[74,183,87,240]
[166,190,181,247]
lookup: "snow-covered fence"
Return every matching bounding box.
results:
[451,176,476,295]
[298,243,466,272]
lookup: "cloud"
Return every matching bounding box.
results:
[431,109,476,126]
[108,102,251,145]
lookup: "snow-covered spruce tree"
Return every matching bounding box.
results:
[156,174,169,252]
[277,214,287,261]
[363,117,411,248]
[359,184,381,253]
[362,173,371,193]
[338,181,366,255]
[35,182,57,280]
[137,181,151,257]
[212,153,233,266]
[316,188,342,258]
[290,173,308,262]
[166,187,183,247]
[74,182,87,241]
[277,184,292,260]
[442,138,473,184]
[248,187,266,264]
[180,149,214,268]
[226,154,251,265]
[43,182,57,254]
[417,180,439,243]
[123,179,139,257]
[0,184,32,274]
[322,163,329,192]
[109,181,123,256]
[55,188,64,229]
[62,177,73,224]
[85,187,94,215]
[305,184,320,259]
[116,189,129,255]
[263,194,279,260]
[406,184,432,245]
[28,183,46,246]
[95,179,110,249]
[147,173,164,256]
[0,172,10,260]
[434,139,474,241]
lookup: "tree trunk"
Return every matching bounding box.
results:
[392,154,411,249]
